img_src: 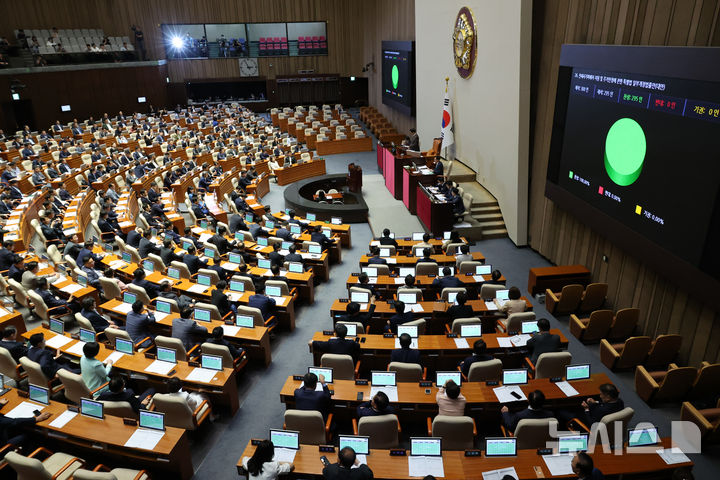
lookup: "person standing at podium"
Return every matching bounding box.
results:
[408,128,420,151]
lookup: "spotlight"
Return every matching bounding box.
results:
[171,36,184,49]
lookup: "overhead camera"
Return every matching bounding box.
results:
[361,62,375,73]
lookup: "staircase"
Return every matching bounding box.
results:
[446,160,508,240]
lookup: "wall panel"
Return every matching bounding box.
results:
[529,0,720,365]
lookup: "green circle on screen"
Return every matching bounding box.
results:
[604,118,646,186]
[391,65,399,89]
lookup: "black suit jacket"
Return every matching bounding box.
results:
[96,388,143,413]
[183,255,207,275]
[133,278,159,300]
[27,346,60,378]
[588,399,625,423]
[160,247,182,266]
[294,385,331,414]
[0,414,37,445]
[138,237,159,259]
[526,332,562,364]
[447,304,474,321]
[0,339,28,362]
[210,289,233,317]
[322,464,374,480]
[390,347,421,365]
[312,337,360,359]
[210,234,233,255]
[126,230,141,248]
[502,407,556,431]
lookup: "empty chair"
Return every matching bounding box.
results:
[428,415,475,449]
[681,399,720,444]
[607,308,640,341]
[99,277,122,300]
[99,400,137,419]
[569,310,613,343]
[600,336,652,370]
[0,347,26,386]
[644,334,682,370]
[354,414,399,448]
[545,284,584,314]
[579,283,608,312]
[388,362,424,382]
[5,449,84,480]
[150,393,211,430]
[321,353,359,380]
[400,318,426,335]
[155,335,197,361]
[284,409,331,445]
[466,358,503,382]
[236,305,275,331]
[635,364,697,405]
[479,283,506,299]
[57,369,102,404]
[73,466,149,480]
[687,362,720,401]
[415,262,438,277]
[528,352,572,379]
[508,418,559,450]
[500,311,536,333]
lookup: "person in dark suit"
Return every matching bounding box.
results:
[96,376,154,413]
[0,326,27,362]
[160,237,182,266]
[248,285,276,323]
[275,225,293,241]
[210,226,236,255]
[98,210,121,240]
[80,297,116,332]
[310,225,333,250]
[35,277,78,314]
[446,291,473,322]
[208,326,244,359]
[80,255,102,289]
[126,228,142,249]
[501,390,555,431]
[367,246,387,265]
[379,228,398,248]
[171,308,207,350]
[565,383,625,428]
[390,333,421,365]
[572,452,605,480]
[211,281,234,317]
[459,339,494,378]
[448,188,465,217]
[432,157,444,176]
[39,216,64,245]
[284,244,304,265]
[415,247,437,265]
[357,391,395,417]
[336,297,376,330]
[183,245,208,275]
[0,240,15,271]
[27,333,79,377]
[526,318,561,364]
[268,243,285,268]
[138,230,160,259]
[433,266,463,289]
[228,214,246,234]
[0,410,52,448]
[7,255,24,283]
[408,128,420,150]
[384,301,413,333]
[355,273,377,299]
[125,301,156,348]
[76,240,102,265]
[294,372,331,415]
[322,447,374,480]
[132,268,159,299]
[312,323,360,360]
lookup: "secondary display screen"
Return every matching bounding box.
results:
[382,41,415,116]
[546,45,720,293]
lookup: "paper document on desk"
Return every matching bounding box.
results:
[186,367,217,383]
[409,304,424,313]
[5,402,44,418]
[367,278,377,284]
[114,302,133,314]
[497,337,513,348]
[227,292,243,302]
[370,386,398,402]
[109,260,127,269]
[484,301,498,311]
[221,325,241,336]
[198,233,212,243]
[105,351,125,364]
[118,221,134,228]
[66,341,86,356]
[453,338,470,349]
[493,386,526,403]
[191,227,205,235]
[60,284,83,294]
[272,296,288,307]
[273,448,297,463]
[145,360,176,375]
[657,448,691,465]
[483,467,518,480]
[49,410,77,428]
[370,241,380,246]
[555,381,579,397]
[473,275,486,282]
[354,454,367,466]
[51,275,67,286]
[509,334,532,347]
[124,428,165,450]
[408,456,444,478]
[153,312,171,322]
[394,278,405,284]
[542,454,574,475]
[394,338,418,349]
[46,334,72,349]
[220,262,237,271]
[187,284,209,294]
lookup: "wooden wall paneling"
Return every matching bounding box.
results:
[528,0,720,364]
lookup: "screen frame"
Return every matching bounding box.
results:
[381,40,416,116]
[409,437,442,457]
[485,437,518,457]
[269,429,300,450]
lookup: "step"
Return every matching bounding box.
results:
[476,219,506,229]
[470,205,500,215]
[473,212,504,222]
[482,227,508,239]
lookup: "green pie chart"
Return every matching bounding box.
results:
[391,65,399,89]
[604,118,646,186]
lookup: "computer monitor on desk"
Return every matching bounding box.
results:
[502,369,528,385]
[139,410,165,431]
[350,291,369,304]
[371,371,396,386]
[339,435,369,455]
[410,438,442,456]
[485,437,517,457]
[308,366,333,383]
[397,325,418,338]
[270,429,299,450]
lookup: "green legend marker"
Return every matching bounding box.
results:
[604,118,646,186]
[391,65,399,89]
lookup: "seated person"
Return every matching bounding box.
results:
[284,244,304,265]
[367,246,387,265]
[248,284,277,324]
[80,297,116,332]
[97,375,154,413]
[436,379,466,416]
[132,268,159,299]
[35,277,78,314]
[207,326,244,360]
[0,326,27,362]
[0,410,52,449]
[459,339,494,378]
[242,439,295,479]
[432,266,463,288]
[171,308,208,351]
[526,318,561,364]
[415,247,437,265]
[310,225,333,250]
[443,231,463,252]
[80,255,102,289]
[390,332,420,365]
[355,272,377,298]
[357,391,395,417]
[501,390,555,431]
[454,244,473,267]
[558,383,624,429]
[211,280,235,317]
[336,297,376,330]
[414,233,433,250]
[311,323,360,359]
[385,301,413,334]
[27,332,80,376]
[494,285,526,315]
[125,301,156,348]
[163,376,207,411]
[485,269,504,285]
[379,228,398,248]
[447,291,473,321]
[322,447,373,480]
[572,452,605,480]
[293,372,330,415]
[397,274,416,291]
[103,268,128,291]
[158,281,193,310]
[80,341,113,397]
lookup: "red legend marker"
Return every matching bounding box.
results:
[598,186,604,195]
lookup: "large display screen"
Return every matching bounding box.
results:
[546,45,720,297]
[382,40,415,116]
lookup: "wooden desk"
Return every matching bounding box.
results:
[0,389,194,479]
[272,212,353,248]
[417,185,454,236]
[0,308,25,335]
[248,267,315,304]
[275,159,327,186]
[528,265,592,295]
[309,330,568,372]
[358,252,485,267]
[345,273,506,301]
[237,438,690,480]
[24,326,240,415]
[315,136,373,156]
[313,192,343,201]
[246,172,270,199]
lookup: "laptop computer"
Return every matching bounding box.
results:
[156,347,177,363]
[496,289,510,301]
[236,315,254,328]
[436,371,462,387]
[371,371,396,386]
[270,429,300,452]
[201,354,223,371]
[194,308,212,322]
[139,410,165,431]
[338,323,357,336]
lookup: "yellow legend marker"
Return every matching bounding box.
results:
[635,205,642,215]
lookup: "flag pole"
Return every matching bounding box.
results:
[443,77,449,161]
